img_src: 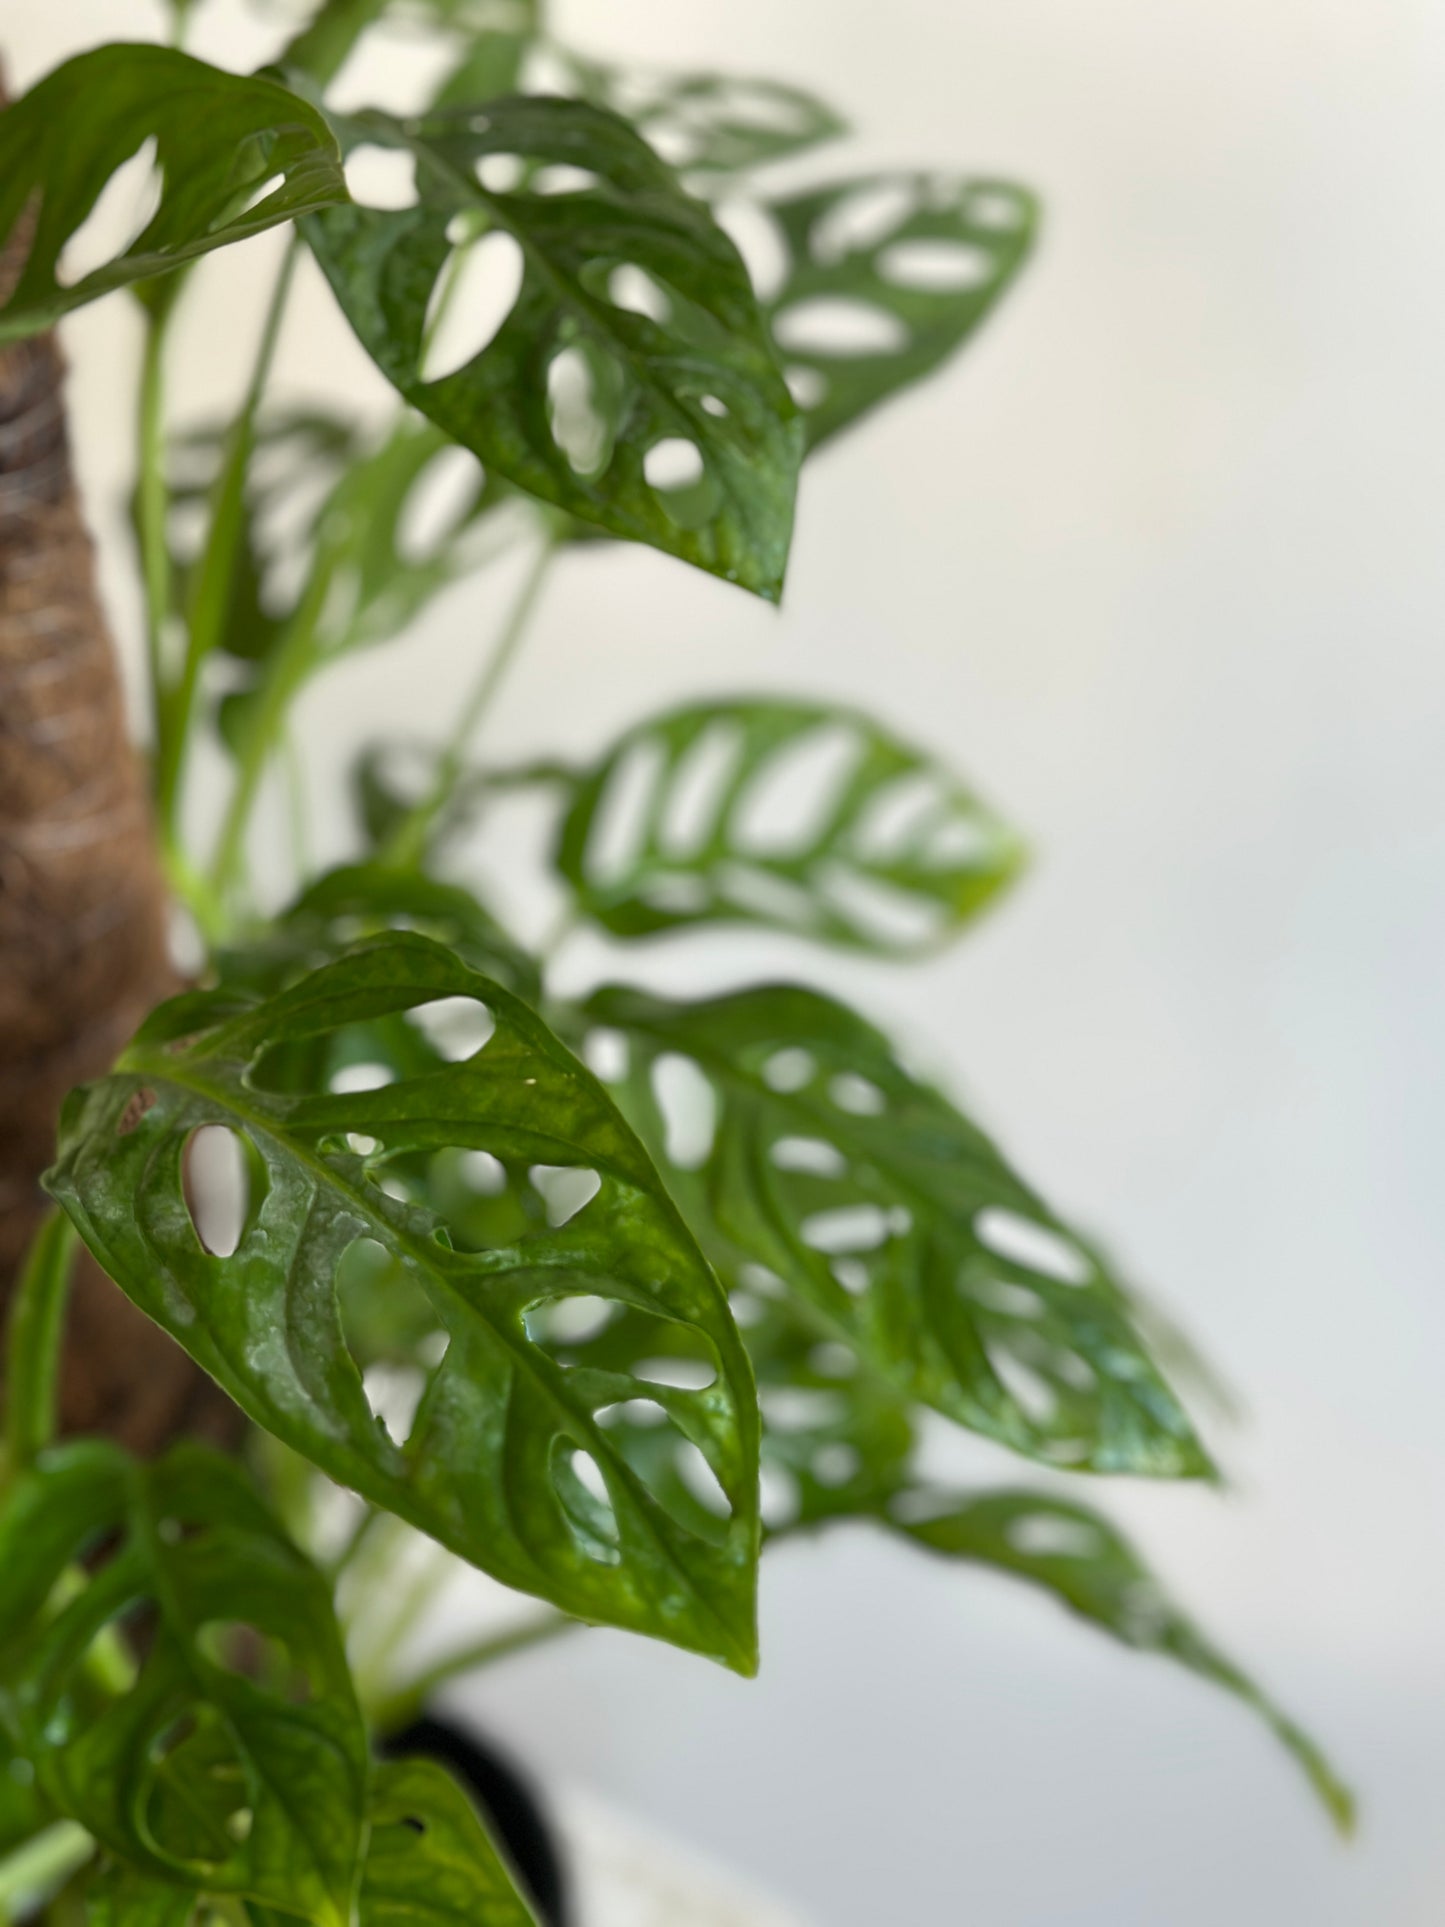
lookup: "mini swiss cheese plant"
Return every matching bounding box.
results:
[0,2,1349,1921]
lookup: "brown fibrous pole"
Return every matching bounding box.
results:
[0,130,236,1451]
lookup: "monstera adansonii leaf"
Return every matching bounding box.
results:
[577,981,1210,1480]
[301,95,802,598]
[0,1444,368,1924]
[759,171,1037,450]
[554,697,1025,952]
[0,47,347,340]
[895,1489,1354,1830]
[47,936,761,1673]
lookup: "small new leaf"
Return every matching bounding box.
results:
[582,981,1211,1479]
[303,95,802,598]
[0,1444,368,1924]
[555,697,1024,952]
[0,48,348,340]
[48,936,761,1672]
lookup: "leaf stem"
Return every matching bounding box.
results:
[371,1612,581,1734]
[156,236,301,849]
[0,1824,93,1923]
[381,536,554,868]
[136,302,173,761]
[2,1210,77,1487]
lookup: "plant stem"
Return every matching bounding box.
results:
[371,1612,581,1734]
[279,0,393,85]
[2,1210,76,1487]
[136,304,173,760]
[207,549,335,906]
[382,537,555,869]
[156,237,300,847]
[0,1824,93,1923]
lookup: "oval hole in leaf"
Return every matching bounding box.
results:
[810,179,917,265]
[968,185,1029,230]
[970,1276,1048,1320]
[762,1047,815,1094]
[197,1623,314,1704]
[397,445,483,561]
[337,1234,446,1376]
[877,237,995,291]
[732,723,860,857]
[975,1208,1091,1286]
[551,1441,620,1562]
[812,1443,861,1488]
[784,365,828,410]
[987,1347,1058,1428]
[529,1163,602,1228]
[525,1293,617,1347]
[828,1072,886,1117]
[643,437,704,491]
[714,199,789,301]
[675,1441,731,1520]
[476,152,525,193]
[609,264,671,322]
[343,144,416,211]
[330,1061,394,1094]
[819,864,947,949]
[582,1027,629,1083]
[650,1052,717,1171]
[770,1136,846,1177]
[185,1125,251,1259]
[547,344,612,477]
[808,1341,857,1378]
[659,720,746,858]
[405,996,497,1061]
[773,298,909,357]
[584,735,667,885]
[531,164,601,195]
[56,136,162,288]
[801,1204,894,1255]
[421,229,525,383]
[760,1387,846,1431]
[635,1353,717,1392]
[850,771,945,860]
[1004,1512,1104,1560]
[597,1397,669,1429]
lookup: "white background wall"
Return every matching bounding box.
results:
[7,1,1445,1919]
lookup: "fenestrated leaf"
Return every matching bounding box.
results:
[47,936,761,1673]
[0,47,348,341]
[356,1758,538,1927]
[220,864,540,1006]
[302,95,802,599]
[0,1444,368,1925]
[554,53,847,180]
[579,981,1210,1479]
[762,172,1037,449]
[554,697,1024,952]
[893,1487,1354,1832]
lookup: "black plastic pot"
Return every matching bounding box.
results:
[382,1714,570,1927]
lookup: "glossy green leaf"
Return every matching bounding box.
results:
[0,48,348,341]
[555,697,1024,952]
[554,54,847,179]
[762,172,1037,449]
[48,936,761,1672]
[356,1758,538,1926]
[0,1444,367,1924]
[895,1487,1354,1831]
[581,981,1210,1479]
[302,96,802,598]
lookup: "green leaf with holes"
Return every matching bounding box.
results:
[356,1758,539,1927]
[761,172,1037,450]
[554,54,847,179]
[554,697,1025,952]
[580,981,1210,1479]
[0,47,348,341]
[0,1443,367,1924]
[220,864,540,1007]
[895,1488,1354,1831]
[47,936,761,1673]
[302,96,802,598]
